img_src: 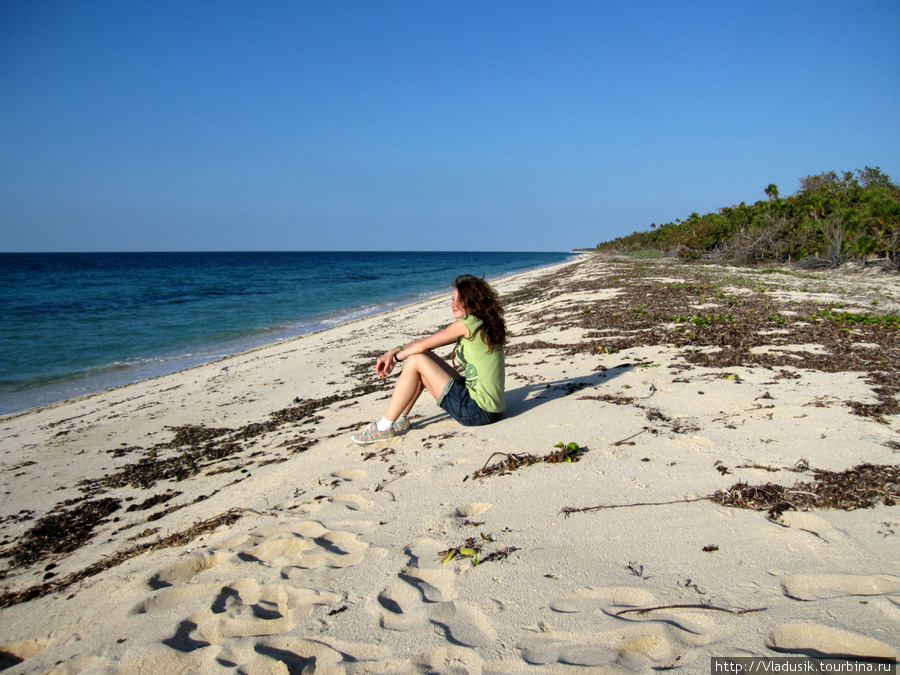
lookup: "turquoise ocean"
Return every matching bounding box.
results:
[0,251,572,416]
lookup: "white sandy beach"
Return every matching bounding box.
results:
[1,255,898,674]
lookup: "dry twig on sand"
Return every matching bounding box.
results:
[615,603,766,616]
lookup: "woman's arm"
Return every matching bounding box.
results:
[396,320,469,360]
[376,320,469,379]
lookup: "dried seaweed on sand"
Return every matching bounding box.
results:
[710,463,900,519]
[564,464,900,520]
[1,498,122,570]
[0,508,248,609]
[465,442,584,481]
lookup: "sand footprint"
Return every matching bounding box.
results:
[378,577,429,631]
[213,634,388,674]
[149,550,234,589]
[238,533,310,566]
[400,537,458,601]
[520,622,694,670]
[213,522,328,568]
[518,630,618,668]
[282,529,370,570]
[777,512,849,544]
[455,502,492,518]
[132,582,222,615]
[552,587,723,638]
[147,519,376,664]
[0,638,51,672]
[331,469,367,481]
[377,537,497,649]
[200,578,298,641]
[193,579,341,644]
[328,493,373,511]
[523,586,733,669]
[781,573,900,601]
[414,646,487,674]
[429,602,498,648]
[520,618,724,671]
[549,586,655,614]
[279,492,372,515]
[767,623,898,660]
[162,579,343,651]
[379,538,457,631]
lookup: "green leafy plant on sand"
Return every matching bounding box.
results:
[554,441,583,460]
[670,313,736,326]
[439,535,519,567]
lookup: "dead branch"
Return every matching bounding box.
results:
[615,603,766,616]
[612,427,652,446]
[562,496,711,515]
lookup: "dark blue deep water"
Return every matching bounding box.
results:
[0,251,572,415]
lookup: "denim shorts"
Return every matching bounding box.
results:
[438,378,501,427]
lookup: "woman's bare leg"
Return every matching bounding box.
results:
[385,352,460,420]
[400,381,424,417]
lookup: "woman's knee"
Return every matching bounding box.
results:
[402,353,426,368]
[404,352,440,370]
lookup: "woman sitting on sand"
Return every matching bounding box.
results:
[352,274,506,445]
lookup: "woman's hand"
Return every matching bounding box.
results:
[376,350,399,379]
[373,323,467,380]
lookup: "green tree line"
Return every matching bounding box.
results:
[595,167,900,267]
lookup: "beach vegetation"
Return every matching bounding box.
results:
[815,310,900,329]
[670,313,735,327]
[439,538,519,567]
[595,166,900,269]
[627,249,666,259]
[554,441,583,461]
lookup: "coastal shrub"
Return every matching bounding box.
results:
[628,249,665,259]
[596,167,900,266]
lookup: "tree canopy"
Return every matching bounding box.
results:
[595,167,900,268]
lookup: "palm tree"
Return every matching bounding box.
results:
[765,184,779,201]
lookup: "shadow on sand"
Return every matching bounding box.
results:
[503,363,635,419]
[413,363,636,428]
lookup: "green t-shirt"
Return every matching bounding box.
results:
[456,315,505,413]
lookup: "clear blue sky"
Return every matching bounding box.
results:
[2,0,898,252]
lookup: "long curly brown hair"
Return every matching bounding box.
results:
[454,274,506,351]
